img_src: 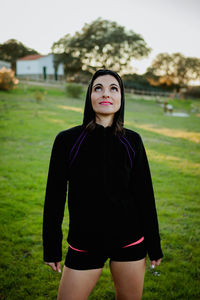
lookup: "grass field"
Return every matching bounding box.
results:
[0,83,200,299]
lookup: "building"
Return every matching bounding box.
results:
[16,54,64,81]
[0,60,11,69]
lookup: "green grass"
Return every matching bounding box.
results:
[0,84,200,299]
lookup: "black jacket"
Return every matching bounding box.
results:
[43,71,163,262]
[42,122,163,262]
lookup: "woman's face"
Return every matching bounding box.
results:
[91,75,121,119]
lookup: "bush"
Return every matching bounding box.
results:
[0,67,19,91]
[34,90,47,103]
[184,86,200,99]
[27,87,47,102]
[66,83,84,98]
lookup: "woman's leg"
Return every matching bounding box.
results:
[110,257,146,300]
[57,265,103,300]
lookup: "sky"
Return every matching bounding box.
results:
[1,0,200,74]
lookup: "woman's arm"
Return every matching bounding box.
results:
[42,131,69,264]
[131,134,163,261]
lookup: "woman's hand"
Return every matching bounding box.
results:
[45,261,62,273]
[150,258,162,268]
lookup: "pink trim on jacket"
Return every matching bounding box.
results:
[122,236,144,248]
[69,244,88,252]
[68,236,144,252]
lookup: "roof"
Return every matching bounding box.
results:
[18,54,45,61]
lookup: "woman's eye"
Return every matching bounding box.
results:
[111,86,118,92]
[94,86,102,91]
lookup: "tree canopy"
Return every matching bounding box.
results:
[147,52,200,89]
[0,39,38,71]
[52,18,151,76]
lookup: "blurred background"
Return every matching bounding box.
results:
[0,0,200,95]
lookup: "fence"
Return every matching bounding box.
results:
[125,88,179,98]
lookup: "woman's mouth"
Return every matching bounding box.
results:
[99,101,113,105]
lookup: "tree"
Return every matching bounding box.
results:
[122,73,152,90]
[52,34,85,81]
[52,18,151,76]
[0,39,38,72]
[147,52,200,90]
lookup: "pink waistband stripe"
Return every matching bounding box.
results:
[69,244,88,252]
[68,236,144,252]
[122,236,144,248]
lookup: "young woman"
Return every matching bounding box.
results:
[43,69,163,300]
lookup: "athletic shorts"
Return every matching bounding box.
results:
[64,236,147,270]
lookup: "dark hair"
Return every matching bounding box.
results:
[82,69,125,136]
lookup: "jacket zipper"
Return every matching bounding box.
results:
[103,129,107,194]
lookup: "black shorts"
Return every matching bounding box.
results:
[64,236,147,270]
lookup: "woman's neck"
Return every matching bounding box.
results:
[95,114,114,127]
[95,115,114,128]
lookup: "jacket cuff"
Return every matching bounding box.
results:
[43,243,62,262]
[146,238,164,261]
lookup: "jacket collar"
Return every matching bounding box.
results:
[94,122,113,134]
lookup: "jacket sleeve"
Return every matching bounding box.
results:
[131,134,163,261]
[42,131,69,262]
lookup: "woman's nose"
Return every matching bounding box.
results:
[102,88,110,98]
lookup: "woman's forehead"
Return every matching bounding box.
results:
[92,75,119,86]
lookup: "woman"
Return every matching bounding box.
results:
[43,69,163,300]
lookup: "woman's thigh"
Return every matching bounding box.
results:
[110,257,146,300]
[57,265,102,300]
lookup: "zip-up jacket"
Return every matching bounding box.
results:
[43,123,163,262]
[43,69,163,263]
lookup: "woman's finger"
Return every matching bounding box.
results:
[45,262,57,271]
[150,258,162,268]
[55,262,62,273]
[156,258,162,266]
[150,260,156,268]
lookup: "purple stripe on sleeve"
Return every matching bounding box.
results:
[118,136,132,168]
[69,131,88,167]
[69,129,86,160]
[121,135,135,157]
